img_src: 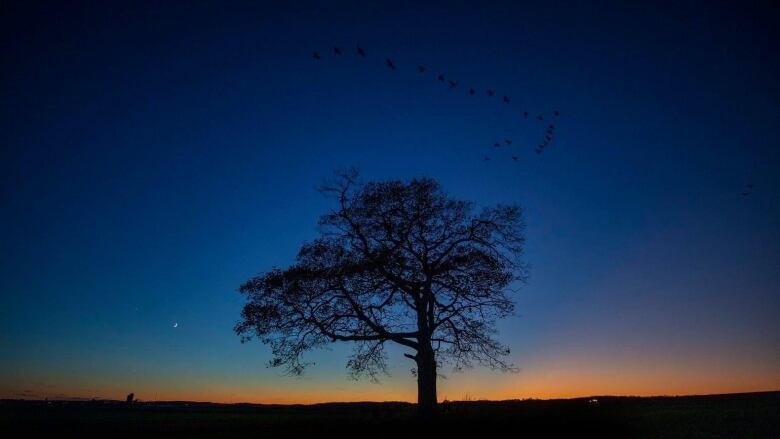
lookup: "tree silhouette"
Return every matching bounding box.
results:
[235,170,526,415]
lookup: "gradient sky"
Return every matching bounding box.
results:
[1,1,778,403]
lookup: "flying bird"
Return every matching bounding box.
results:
[554,110,560,116]
[487,89,494,97]
[437,74,445,81]
[493,142,501,147]
[537,115,544,121]
[742,192,749,197]
[418,65,425,73]
[746,183,753,189]
[356,45,366,57]
[449,80,457,88]
[512,156,519,161]
[505,139,512,145]
[503,95,510,103]
[385,59,396,70]
[523,112,529,117]
[469,88,476,95]
[312,51,321,59]
[483,156,491,161]
[333,46,342,55]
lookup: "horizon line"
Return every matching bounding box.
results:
[4,390,778,406]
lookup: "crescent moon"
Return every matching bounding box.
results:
[173,322,178,328]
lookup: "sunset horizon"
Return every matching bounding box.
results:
[2,1,778,436]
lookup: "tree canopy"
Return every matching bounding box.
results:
[236,170,526,412]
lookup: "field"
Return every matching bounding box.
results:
[2,392,778,438]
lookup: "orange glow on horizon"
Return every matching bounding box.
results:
[4,367,778,404]
[4,340,778,404]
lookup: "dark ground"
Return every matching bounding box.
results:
[2,391,778,438]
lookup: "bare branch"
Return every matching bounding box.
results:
[236,172,525,381]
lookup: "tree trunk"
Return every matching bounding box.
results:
[416,341,438,417]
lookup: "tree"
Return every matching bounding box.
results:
[235,170,526,415]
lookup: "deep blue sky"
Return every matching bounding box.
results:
[1,1,778,402]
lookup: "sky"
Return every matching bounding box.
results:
[1,0,778,403]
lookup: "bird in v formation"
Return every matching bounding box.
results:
[314,43,564,163]
[318,44,747,175]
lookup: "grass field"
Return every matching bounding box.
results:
[2,391,778,438]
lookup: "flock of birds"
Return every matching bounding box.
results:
[312,44,560,163]
[313,45,754,198]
